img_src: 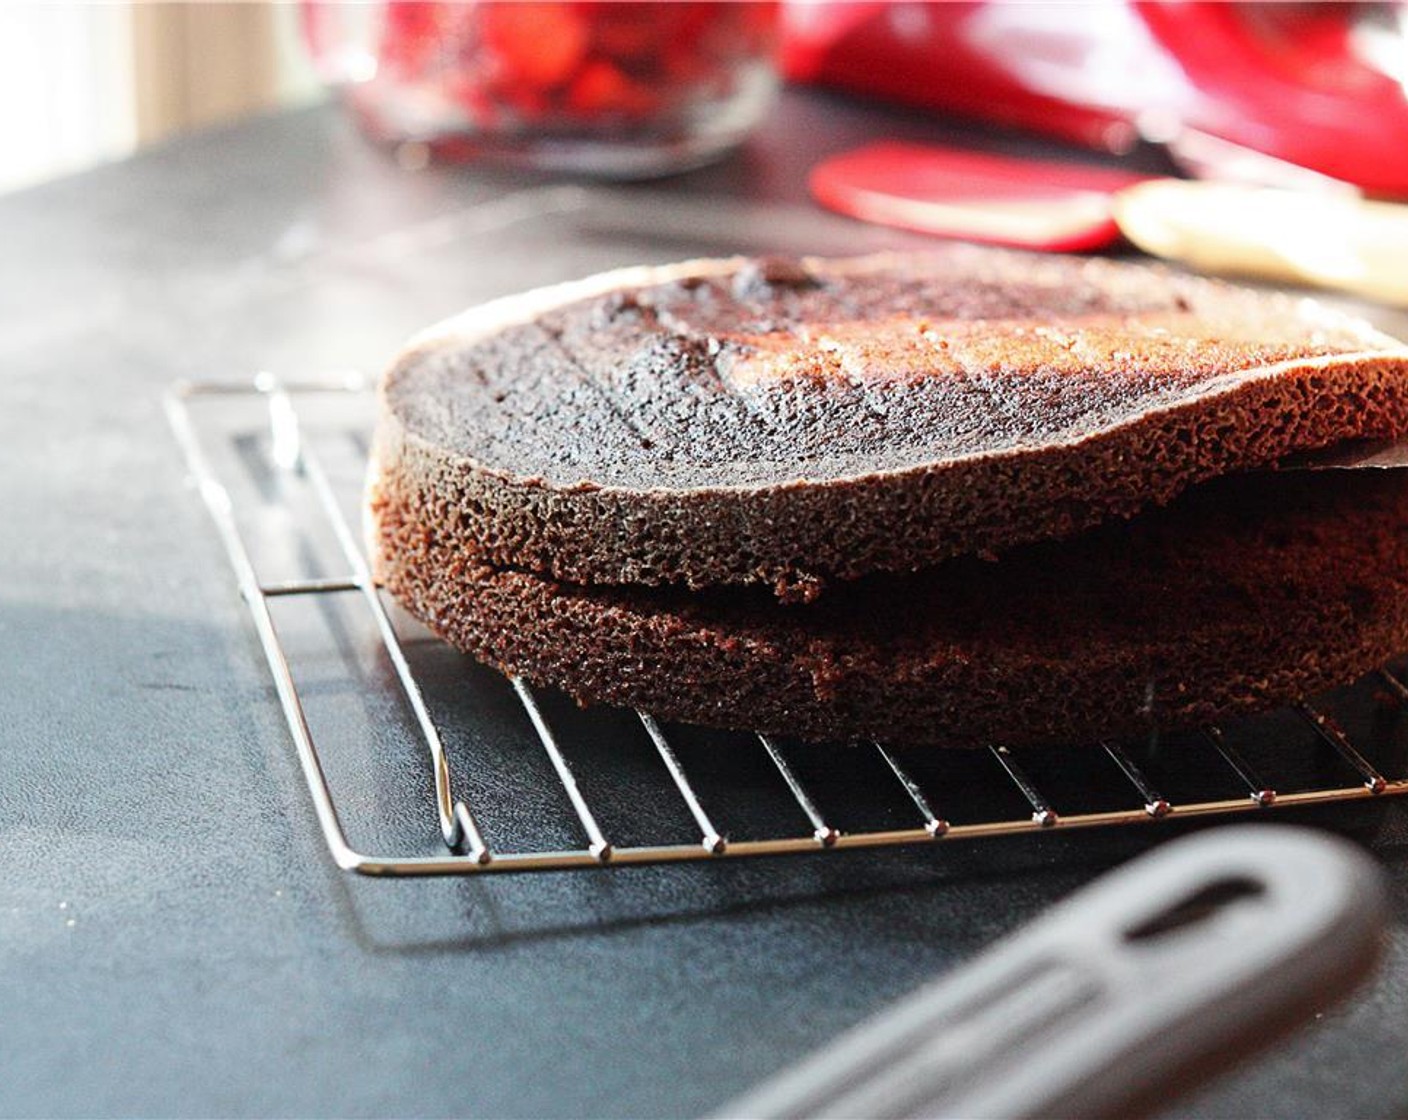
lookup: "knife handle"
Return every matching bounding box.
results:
[718,825,1387,1120]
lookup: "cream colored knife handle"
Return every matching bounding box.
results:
[1113,179,1408,306]
[717,825,1386,1120]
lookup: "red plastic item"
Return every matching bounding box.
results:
[810,142,1151,251]
[781,1,1408,196]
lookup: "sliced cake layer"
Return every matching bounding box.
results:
[377,249,1408,600]
[370,468,1408,748]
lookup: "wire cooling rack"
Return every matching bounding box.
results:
[165,376,1408,877]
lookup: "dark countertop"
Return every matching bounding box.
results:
[3,88,1408,1118]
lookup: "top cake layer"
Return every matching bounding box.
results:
[376,248,1408,598]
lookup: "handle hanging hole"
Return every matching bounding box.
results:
[1123,876,1266,942]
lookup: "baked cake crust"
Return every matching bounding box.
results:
[377,249,1408,600]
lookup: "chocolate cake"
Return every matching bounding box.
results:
[371,467,1408,747]
[369,249,1408,747]
[378,249,1408,600]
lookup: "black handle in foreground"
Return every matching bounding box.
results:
[719,824,1388,1120]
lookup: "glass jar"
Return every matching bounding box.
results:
[302,1,780,178]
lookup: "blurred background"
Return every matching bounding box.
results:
[0,3,320,195]
[7,1,1408,302]
[9,2,1408,189]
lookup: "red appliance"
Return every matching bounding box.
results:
[781,2,1408,196]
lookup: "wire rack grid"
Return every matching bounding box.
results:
[165,376,1408,877]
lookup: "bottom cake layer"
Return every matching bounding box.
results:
[369,466,1408,747]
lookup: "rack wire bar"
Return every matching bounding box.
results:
[1297,702,1390,794]
[283,389,490,861]
[165,376,1408,878]
[1380,668,1408,705]
[1102,742,1172,818]
[512,677,614,860]
[261,577,363,597]
[266,382,301,471]
[875,742,950,837]
[1201,724,1277,806]
[165,383,367,874]
[638,713,727,854]
[758,734,841,846]
[990,746,1059,827]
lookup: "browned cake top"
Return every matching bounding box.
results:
[385,248,1398,491]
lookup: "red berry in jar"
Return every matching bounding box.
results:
[303,1,780,176]
[477,2,591,90]
[566,60,659,123]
